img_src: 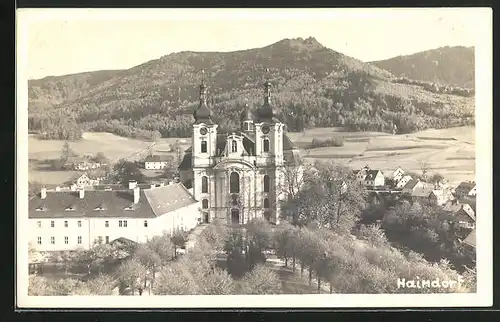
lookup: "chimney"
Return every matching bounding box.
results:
[55,186,61,192]
[79,189,85,199]
[134,187,140,204]
[40,188,47,199]
[129,180,137,189]
[150,184,155,189]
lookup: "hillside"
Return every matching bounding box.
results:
[28,37,475,140]
[370,46,475,88]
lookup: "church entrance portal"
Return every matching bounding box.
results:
[231,209,240,225]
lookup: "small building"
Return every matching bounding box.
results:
[73,173,104,189]
[395,175,413,189]
[440,200,476,229]
[66,156,102,171]
[411,182,435,203]
[353,166,384,188]
[454,181,476,197]
[428,188,455,206]
[463,229,476,249]
[402,179,425,195]
[392,167,405,183]
[144,155,174,170]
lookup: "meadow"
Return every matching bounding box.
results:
[28,126,475,186]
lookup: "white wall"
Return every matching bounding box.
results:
[29,203,201,252]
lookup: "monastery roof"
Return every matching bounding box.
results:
[29,184,196,219]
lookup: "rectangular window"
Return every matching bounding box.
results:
[64,236,69,244]
[105,220,109,227]
[37,237,42,245]
[50,221,55,228]
[105,236,109,244]
[123,220,128,228]
[64,221,68,228]
[201,140,207,153]
[37,221,41,228]
[50,237,55,244]
[78,220,82,227]
[144,220,148,227]
[263,139,270,152]
[98,236,103,244]
[119,220,122,227]
[77,236,82,244]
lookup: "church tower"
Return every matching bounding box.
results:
[192,71,218,203]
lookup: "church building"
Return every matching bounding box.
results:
[178,76,302,225]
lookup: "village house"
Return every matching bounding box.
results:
[463,229,476,249]
[353,166,385,188]
[65,156,103,171]
[410,182,435,204]
[440,200,476,229]
[144,155,174,170]
[28,183,200,252]
[395,175,413,189]
[428,188,455,206]
[454,181,476,198]
[73,173,104,189]
[391,167,405,183]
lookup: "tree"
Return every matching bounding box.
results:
[170,230,187,258]
[61,141,76,165]
[93,152,109,165]
[153,263,198,295]
[240,264,281,295]
[274,223,294,267]
[112,159,146,184]
[146,233,175,265]
[115,258,148,295]
[429,173,445,187]
[134,244,162,291]
[419,159,430,180]
[246,218,273,253]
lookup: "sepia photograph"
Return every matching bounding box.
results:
[16,8,492,308]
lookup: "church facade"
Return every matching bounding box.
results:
[178,78,302,225]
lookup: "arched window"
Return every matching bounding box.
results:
[231,140,237,153]
[263,198,270,208]
[244,123,249,131]
[201,140,207,153]
[202,199,209,209]
[263,175,270,193]
[201,176,208,193]
[230,172,240,193]
[263,139,270,152]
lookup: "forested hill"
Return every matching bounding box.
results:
[28,37,475,141]
[370,46,475,89]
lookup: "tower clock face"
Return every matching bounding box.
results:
[261,125,270,134]
[199,128,208,135]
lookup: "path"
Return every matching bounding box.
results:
[185,224,210,251]
[266,257,332,294]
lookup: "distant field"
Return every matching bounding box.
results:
[299,126,475,186]
[28,127,475,186]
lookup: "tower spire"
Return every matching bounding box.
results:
[264,68,271,105]
[199,69,207,105]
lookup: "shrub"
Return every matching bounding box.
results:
[311,136,344,148]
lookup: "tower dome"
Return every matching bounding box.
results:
[257,80,275,121]
[193,77,212,124]
[240,103,254,122]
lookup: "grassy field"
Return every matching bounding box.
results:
[298,126,475,186]
[29,126,475,186]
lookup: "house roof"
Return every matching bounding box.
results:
[365,170,382,181]
[29,183,196,219]
[411,183,434,198]
[463,229,476,248]
[442,201,475,221]
[456,181,476,191]
[143,184,197,216]
[145,155,174,163]
[403,179,419,190]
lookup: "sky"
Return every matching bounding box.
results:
[18,8,487,80]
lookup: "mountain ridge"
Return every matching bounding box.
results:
[28,37,474,141]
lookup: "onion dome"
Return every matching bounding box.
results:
[257,80,276,122]
[193,78,212,124]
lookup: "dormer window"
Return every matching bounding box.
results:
[35,206,45,212]
[231,140,237,153]
[95,205,106,211]
[124,205,135,211]
[65,206,75,211]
